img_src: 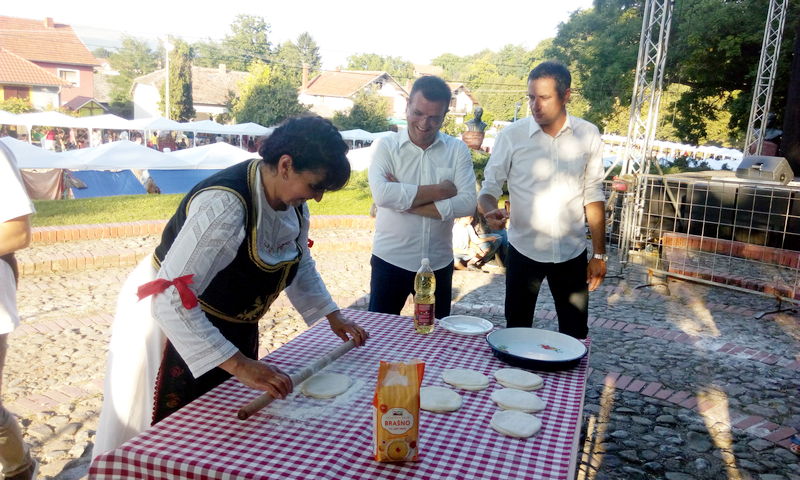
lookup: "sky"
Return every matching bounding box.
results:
[2,0,594,69]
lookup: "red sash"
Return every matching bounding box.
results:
[137,274,198,309]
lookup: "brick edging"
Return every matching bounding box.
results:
[31,215,375,244]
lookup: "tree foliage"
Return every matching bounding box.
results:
[232,61,308,127]
[221,15,272,71]
[346,53,414,82]
[548,0,799,146]
[272,32,322,87]
[331,91,391,132]
[165,38,195,121]
[106,35,159,116]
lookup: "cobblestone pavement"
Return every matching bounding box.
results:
[8,226,800,480]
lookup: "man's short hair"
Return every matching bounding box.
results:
[528,61,571,100]
[409,76,452,104]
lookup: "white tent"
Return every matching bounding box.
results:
[223,122,272,136]
[0,110,19,125]
[128,117,186,132]
[58,140,193,170]
[166,142,256,169]
[182,120,229,135]
[15,111,84,129]
[73,114,133,130]
[339,129,375,142]
[346,144,377,171]
[1,136,64,169]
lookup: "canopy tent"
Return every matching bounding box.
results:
[127,116,186,132]
[58,140,193,170]
[181,120,229,135]
[73,114,133,130]
[14,111,85,129]
[1,136,64,169]
[147,169,221,194]
[224,122,272,136]
[166,142,256,169]
[69,170,146,198]
[0,111,273,140]
[339,129,374,142]
[0,110,19,124]
[371,131,395,140]
[346,145,377,171]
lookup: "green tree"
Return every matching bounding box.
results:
[191,39,227,68]
[332,91,391,132]
[164,39,195,121]
[273,32,322,87]
[441,113,466,137]
[232,61,308,126]
[105,35,159,118]
[0,98,33,114]
[346,53,413,82]
[92,47,113,59]
[222,15,272,71]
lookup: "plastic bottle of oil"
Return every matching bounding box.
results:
[413,258,435,334]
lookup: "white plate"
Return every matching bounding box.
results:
[486,328,587,363]
[439,315,493,336]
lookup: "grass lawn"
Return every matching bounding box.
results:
[31,189,374,227]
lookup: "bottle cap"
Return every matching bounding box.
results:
[421,258,430,265]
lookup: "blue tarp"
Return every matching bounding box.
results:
[148,169,221,194]
[69,170,146,198]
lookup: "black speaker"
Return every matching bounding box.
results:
[736,155,794,184]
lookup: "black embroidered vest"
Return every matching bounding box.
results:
[150,158,304,423]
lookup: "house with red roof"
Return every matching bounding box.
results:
[0,16,100,110]
[298,70,408,120]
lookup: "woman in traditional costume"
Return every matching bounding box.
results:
[93,116,368,457]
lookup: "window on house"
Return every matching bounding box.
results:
[57,69,80,87]
[3,86,30,100]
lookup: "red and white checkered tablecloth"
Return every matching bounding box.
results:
[90,309,590,480]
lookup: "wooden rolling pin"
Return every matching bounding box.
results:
[237,339,356,420]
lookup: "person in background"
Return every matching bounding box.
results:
[93,115,368,459]
[0,143,38,480]
[452,211,506,271]
[478,61,606,339]
[368,76,476,319]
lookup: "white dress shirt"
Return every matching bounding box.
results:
[0,143,35,334]
[369,129,477,271]
[479,115,605,263]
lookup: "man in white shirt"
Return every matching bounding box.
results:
[478,62,606,339]
[0,143,38,480]
[369,76,477,318]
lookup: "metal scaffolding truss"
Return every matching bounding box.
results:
[617,0,675,264]
[743,0,789,156]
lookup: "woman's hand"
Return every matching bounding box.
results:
[220,352,293,399]
[327,310,369,346]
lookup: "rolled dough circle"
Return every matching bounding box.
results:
[442,368,489,391]
[300,373,353,399]
[420,386,462,412]
[490,388,546,413]
[490,410,542,438]
[493,368,544,391]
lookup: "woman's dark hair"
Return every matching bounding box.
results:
[258,115,351,191]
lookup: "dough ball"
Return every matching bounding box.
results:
[494,368,544,391]
[420,386,462,412]
[490,388,546,413]
[442,368,490,391]
[490,410,542,438]
[300,373,352,399]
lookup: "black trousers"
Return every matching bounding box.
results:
[505,245,589,339]
[368,255,453,319]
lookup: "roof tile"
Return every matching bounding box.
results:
[0,47,71,87]
[0,16,99,66]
